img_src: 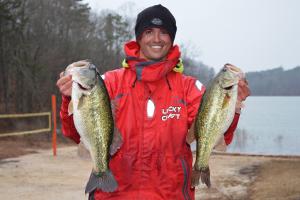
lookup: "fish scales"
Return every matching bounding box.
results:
[195,80,237,169]
[76,78,113,173]
[192,64,243,188]
[66,61,121,194]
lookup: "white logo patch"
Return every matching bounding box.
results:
[151,18,163,25]
[195,80,203,91]
[161,106,181,121]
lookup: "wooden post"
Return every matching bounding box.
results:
[52,95,57,156]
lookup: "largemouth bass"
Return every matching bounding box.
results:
[65,61,121,194]
[191,64,244,188]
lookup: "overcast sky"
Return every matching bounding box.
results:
[84,0,300,72]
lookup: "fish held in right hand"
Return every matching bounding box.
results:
[66,62,122,194]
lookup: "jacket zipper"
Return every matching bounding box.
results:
[180,158,192,200]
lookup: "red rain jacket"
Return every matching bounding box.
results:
[60,41,239,200]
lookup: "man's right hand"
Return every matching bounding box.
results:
[56,72,72,97]
[56,60,90,97]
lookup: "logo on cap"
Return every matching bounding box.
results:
[151,18,163,25]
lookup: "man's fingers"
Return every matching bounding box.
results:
[61,87,72,97]
[57,60,89,96]
[56,74,72,96]
[238,79,251,101]
[238,78,248,87]
[69,60,90,68]
[60,79,73,91]
[59,80,73,96]
[56,75,72,87]
[75,60,90,66]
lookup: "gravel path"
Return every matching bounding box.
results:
[1,146,299,200]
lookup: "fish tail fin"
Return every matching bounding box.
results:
[85,170,118,194]
[191,169,201,188]
[200,167,211,188]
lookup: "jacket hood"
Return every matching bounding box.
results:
[123,41,183,82]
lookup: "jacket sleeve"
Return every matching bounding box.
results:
[223,113,240,145]
[59,95,80,144]
[184,76,206,129]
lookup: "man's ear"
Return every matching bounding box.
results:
[136,36,142,45]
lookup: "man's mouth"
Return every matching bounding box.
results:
[150,45,162,49]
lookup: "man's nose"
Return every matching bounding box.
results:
[153,31,161,42]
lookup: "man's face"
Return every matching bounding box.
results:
[138,27,172,61]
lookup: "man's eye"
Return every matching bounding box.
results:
[160,30,168,35]
[145,30,152,35]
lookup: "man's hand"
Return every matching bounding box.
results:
[56,60,90,97]
[56,72,72,97]
[236,78,251,113]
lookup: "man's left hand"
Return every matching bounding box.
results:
[236,78,251,113]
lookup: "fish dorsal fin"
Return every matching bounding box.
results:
[222,93,231,109]
[68,100,74,116]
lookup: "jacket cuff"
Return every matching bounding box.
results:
[224,113,240,145]
[61,95,71,114]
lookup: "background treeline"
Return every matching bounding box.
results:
[2,0,298,115]
[0,0,213,114]
[246,66,300,96]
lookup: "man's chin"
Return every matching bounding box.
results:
[150,57,164,62]
[146,54,166,62]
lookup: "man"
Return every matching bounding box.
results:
[56,4,250,200]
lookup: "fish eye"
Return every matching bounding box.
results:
[89,64,96,70]
[222,68,227,72]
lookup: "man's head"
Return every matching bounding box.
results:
[135,4,177,61]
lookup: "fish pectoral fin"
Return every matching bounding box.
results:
[222,93,231,109]
[68,100,74,116]
[109,127,123,156]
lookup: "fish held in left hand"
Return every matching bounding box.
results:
[65,61,122,194]
[191,64,244,188]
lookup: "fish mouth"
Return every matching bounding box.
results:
[221,78,236,90]
[224,85,233,90]
[78,83,89,90]
[75,81,90,91]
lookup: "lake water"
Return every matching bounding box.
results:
[192,96,300,156]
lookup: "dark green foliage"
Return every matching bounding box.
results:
[0,0,132,113]
[246,66,300,96]
[183,56,215,86]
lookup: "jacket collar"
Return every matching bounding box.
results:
[123,41,181,82]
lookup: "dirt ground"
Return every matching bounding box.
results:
[1,134,300,200]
